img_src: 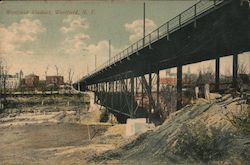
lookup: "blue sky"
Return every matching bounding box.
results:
[0,0,249,82]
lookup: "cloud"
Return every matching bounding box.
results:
[59,14,122,72]
[61,39,120,71]
[61,33,90,55]
[125,18,157,43]
[60,15,89,33]
[0,16,46,57]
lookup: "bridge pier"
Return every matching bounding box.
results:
[149,71,152,112]
[177,65,182,110]
[215,57,220,91]
[105,82,108,106]
[135,77,138,94]
[141,76,144,109]
[111,81,114,111]
[232,54,238,90]
[156,70,160,110]
[130,76,134,118]
[94,84,97,104]
[115,80,118,92]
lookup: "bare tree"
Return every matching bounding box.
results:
[54,65,59,76]
[196,66,215,85]
[238,62,249,91]
[68,68,74,86]
[44,65,49,77]
[238,62,248,74]
[160,85,177,119]
[0,57,8,111]
[224,65,232,77]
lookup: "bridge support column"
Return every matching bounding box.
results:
[130,76,135,118]
[111,82,114,110]
[105,82,108,107]
[232,54,238,90]
[94,83,98,104]
[125,79,128,91]
[156,70,160,110]
[215,57,220,91]
[100,85,102,105]
[177,65,182,110]
[119,80,122,110]
[135,77,138,94]
[115,81,118,92]
[141,76,144,108]
[77,81,80,91]
[149,72,152,112]
[109,82,111,92]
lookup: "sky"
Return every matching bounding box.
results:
[0,0,249,82]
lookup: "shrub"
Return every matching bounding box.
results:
[175,122,233,163]
[226,105,250,135]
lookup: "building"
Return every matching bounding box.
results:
[25,74,39,88]
[46,76,64,87]
[160,77,177,85]
[0,74,19,89]
[0,70,23,89]
[160,68,192,86]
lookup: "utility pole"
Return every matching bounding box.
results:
[87,64,89,75]
[109,40,111,65]
[143,2,146,46]
[95,54,97,70]
[141,2,146,109]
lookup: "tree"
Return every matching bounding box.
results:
[44,65,49,77]
[238,62,248,75]
[54,65,59,76]
[68,68,74,86]
[238,62,249,91]
[196,66,215,85]
[0,56,8,112]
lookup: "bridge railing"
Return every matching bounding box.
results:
[89,0,225,78]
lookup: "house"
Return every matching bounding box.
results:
[0,70,23,89]
[160,68,192,86]
[25,74,39,88]
[46,76,64,87]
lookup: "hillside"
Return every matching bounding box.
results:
[89,93,250,164]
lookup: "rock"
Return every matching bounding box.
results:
[204,84,210,101]
[209,93,222,100]
[9,113,17,118]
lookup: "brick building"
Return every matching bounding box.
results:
[46,76,64,87]
[25,74,39,88]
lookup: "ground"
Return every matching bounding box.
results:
[0,93,250,165]
[88,93,250,165]
[0,95,125,165]
[0,123,91,165]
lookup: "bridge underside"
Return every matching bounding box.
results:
[74,0,250,120]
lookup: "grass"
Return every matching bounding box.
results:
[175,122,233,163]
